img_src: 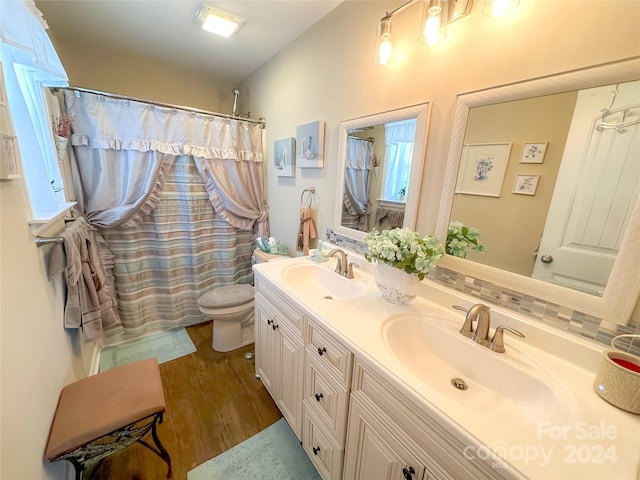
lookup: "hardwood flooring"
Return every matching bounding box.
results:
[91,322,282,480]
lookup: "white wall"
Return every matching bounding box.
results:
[241,1,640,252]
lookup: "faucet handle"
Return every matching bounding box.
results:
[346,262,360,279]
[489,326,525,353]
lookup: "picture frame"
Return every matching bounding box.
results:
[274,137,295,177]
[520,142,547,163]
[455,142,511,197]
[296,120,325,168]
[0,135,21,179]
[513,174,540,195]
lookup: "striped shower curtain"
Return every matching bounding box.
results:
[63,90,268,336]
[102,156,254,335]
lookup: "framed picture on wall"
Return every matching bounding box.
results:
[455,142,511,197]
[0,135,21,179]
[513,174,540,195]
[274,137,295,177]
[296,120,325,168]
[520,142,547,163]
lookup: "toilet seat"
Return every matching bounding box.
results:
[198,284,254,309]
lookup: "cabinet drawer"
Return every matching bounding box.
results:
[302,403,344,480]
[306,320,353,386]
[304,354,350,446]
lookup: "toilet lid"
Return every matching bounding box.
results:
[198,284,255,309]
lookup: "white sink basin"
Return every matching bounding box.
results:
[281,263,369,300]
[381,314,572,424]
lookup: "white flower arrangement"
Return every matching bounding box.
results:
[364,227,444,281]
[446,221,485,258]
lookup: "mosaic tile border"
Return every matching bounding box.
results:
[326,229,640,356]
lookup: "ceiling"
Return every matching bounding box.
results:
[35,0,343,84]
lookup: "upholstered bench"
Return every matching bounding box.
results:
[45,358,172,479]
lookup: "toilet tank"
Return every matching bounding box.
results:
[252,248,290,264]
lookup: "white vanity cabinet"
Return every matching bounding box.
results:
[302,318,354,480]
[345,359,505,480]
[254,278,305,439]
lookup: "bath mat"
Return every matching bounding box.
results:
[99,328,196,372]
[188,418,321,480]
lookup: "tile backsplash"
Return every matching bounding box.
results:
[326,229,640,356]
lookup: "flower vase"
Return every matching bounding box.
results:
[374,262,420,304]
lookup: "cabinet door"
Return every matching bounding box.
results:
[278,326,303,439]
[344,397,425,480]
[255,303,279,399]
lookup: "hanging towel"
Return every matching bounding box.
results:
[297,206,317,256]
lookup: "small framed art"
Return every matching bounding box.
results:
[520,142,547,164]
[296,120,325,168]
[0,135,21,179]
[513,174,539,195]
[455,142,511,197]
[274,137,295,177]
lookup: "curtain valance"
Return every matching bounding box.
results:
[64,91,264,162]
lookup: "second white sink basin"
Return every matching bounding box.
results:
[381,314,573,424]
[281,262,369,300]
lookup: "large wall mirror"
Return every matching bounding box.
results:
[333,103,431,242]
[435,57,640,326]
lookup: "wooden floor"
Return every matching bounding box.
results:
[91,322,282,480]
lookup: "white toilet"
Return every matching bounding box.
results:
[198,249,288,352]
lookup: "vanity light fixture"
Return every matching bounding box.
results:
[483,0,519,17]
[376,0,519,64]
[194,3,245,37]
[419,0,448,45]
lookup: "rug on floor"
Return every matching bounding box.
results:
[188,418,321,480]
[99,328,197,371]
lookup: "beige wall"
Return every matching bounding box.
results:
[450,91,577,276]
[52,37,238,113]
[240,1,640,255]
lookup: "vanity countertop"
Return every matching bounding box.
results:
[253,255,640,480]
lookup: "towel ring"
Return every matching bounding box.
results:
[301,187,316,207]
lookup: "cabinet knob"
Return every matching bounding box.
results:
[317,347,327,356]
[315,392,323,402]
[267,319,273,325]
[402,466,415,479]
[312,446,321,455]
[272,323,278,331]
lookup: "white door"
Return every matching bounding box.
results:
[532,81,640,295]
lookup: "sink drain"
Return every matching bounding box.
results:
[324,295,333,300]
[451,377,468,390]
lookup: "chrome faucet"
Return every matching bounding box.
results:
[328,248,348,276]
[456,303,525,353]
[327,248,359,279]
[459,303,491,346]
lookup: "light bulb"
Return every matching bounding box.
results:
[378,36,393,65]
[424,12,441,45]
[419,1,446,45]
[484,0,519,17]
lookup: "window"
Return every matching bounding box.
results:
[1,0,71,230]
[382,119,416,202]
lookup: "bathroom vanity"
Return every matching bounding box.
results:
[253,254,640,480]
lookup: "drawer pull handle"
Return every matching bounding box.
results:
[315,393,323,402]
[402,466,415,479]
[312,446,321,455]
[317,347,327,356]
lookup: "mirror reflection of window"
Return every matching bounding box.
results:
[383,119,416,202]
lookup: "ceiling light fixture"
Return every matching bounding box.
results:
[194,3,245,38]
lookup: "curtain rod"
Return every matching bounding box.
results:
[54,86,266,128]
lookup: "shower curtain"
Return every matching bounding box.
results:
[342,137,373,231]
[63,91,268,335]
